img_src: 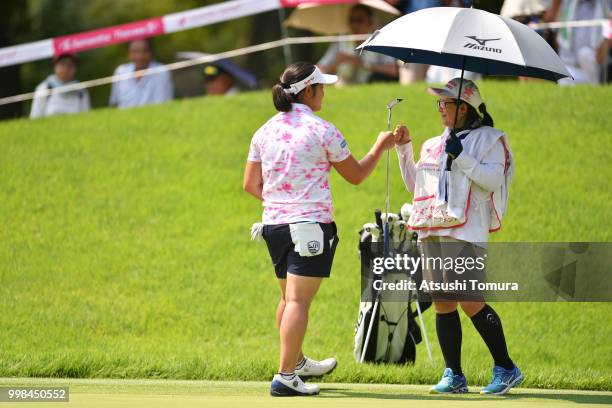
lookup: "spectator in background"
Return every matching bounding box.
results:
[501,0,558,82]
[203,59,258,96]
[387,0,453,83]
[597,15,611,82]
[318,4,399,85]
[502,0,555,47]
[204,65,239,96]
[30,54,90,119]
[387,0,446,15]
[109,39,173,108]
[548,0,611,84]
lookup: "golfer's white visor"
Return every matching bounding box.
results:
[283,67,337,95]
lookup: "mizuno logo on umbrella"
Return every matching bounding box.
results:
[464,36,502,53]
[465,36,500,46]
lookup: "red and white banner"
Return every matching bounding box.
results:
[603,19,612,39]
[0,0,378,68]
[3,0,606,69]
[53,18,165,55]
[0,0,294,68]
[0,40,54,67]
[279,0,357,6]
[164,0,280,33]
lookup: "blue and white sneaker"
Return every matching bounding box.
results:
[270,374,320,397]
[295,356,337,379]
[430,368,469,394]
[480,365,524,395]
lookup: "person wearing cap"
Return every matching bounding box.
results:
[30,54,91,119]
[204,64,239,96]
[109,39,173,108]
[243,62,395,396]
[393,78,522,395]
[203,59,257,96]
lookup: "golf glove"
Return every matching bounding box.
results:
[445,133,463,159]
[250,222,264,242]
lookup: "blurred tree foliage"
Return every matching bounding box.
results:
[6,0,325,115]
[0,0,30,118]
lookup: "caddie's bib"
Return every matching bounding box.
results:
[408,137,470,231]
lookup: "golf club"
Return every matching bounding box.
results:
[385,98,403,255]
[360,98,403,363]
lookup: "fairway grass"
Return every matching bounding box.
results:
[0,82,611,390]
[1,378,611,408]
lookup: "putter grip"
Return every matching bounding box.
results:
[374,209,383,230]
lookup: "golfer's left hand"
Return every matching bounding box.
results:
[445,133,463,159]
[377,131,395,150]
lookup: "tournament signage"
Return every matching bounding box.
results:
[1,0,346,68]
[53,18,165,55]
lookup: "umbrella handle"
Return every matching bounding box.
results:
[445,131,457,171]
[447,61,466,172]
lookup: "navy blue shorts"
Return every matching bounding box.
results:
[262,222,339,279]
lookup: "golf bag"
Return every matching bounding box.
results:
[354,208,431,364]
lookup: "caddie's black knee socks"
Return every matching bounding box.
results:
[436,310,463,376]
[470,304,514,370]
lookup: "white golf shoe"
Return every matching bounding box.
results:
[270,374,320,397]
[294,356,337,378]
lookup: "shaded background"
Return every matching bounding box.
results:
[0,0,506,119]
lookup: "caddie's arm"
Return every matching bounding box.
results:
[394,125,416,192]
[453,139,506,192]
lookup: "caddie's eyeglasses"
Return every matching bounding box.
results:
[437,99,458,110]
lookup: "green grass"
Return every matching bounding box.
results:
[0,378,611,408]
[0,82,611,390]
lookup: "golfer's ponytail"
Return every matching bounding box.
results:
[479,103,494,127]
[272,62,316,112]
[272,83,294,112]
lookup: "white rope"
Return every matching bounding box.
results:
[528,18,608,30]
[2,17,608,107]
[0,34,369,107]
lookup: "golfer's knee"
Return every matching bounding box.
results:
[459,301,485,317]
[284,296,311,310]
[434,301,458,314]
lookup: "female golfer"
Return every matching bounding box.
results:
[394,78,522,395]
[243,62,395,396]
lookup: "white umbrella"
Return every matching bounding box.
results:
[357,6,571,81]
[284,0,401,35]
[358,6,571,171]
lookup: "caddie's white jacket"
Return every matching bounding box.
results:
[396,126,514,246]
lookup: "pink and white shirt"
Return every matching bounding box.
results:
[248,103,351,224]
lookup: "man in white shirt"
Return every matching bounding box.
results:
[109,39,173,108]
